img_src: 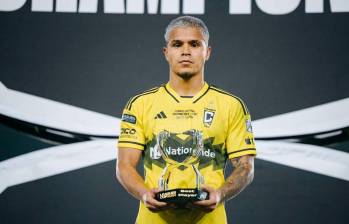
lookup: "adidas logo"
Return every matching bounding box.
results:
[154,111,167,119]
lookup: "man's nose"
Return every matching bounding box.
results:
[181,44,191,56]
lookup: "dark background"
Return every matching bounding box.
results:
[1,1,349,223]
[1,1,348,119]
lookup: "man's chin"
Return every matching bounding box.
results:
[176,72,196,80]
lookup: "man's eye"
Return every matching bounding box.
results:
[172,43,181,47]
[191,42,200,47]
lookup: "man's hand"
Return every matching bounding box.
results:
[189,185,221,212]
[142,188,176,212]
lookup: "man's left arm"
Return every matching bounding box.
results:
[219,154,254,202]
[192,154,254,212]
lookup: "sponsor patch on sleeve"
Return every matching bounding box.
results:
[122,114,137,124]
[246,119,253,133]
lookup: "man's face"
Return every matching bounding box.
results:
[163,27,211,80]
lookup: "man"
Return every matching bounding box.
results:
[116,16,256,224]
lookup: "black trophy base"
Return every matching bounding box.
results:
[155,188,209,207]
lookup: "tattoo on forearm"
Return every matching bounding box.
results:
[219,156,254,202]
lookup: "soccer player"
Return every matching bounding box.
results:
[116,16,256,224]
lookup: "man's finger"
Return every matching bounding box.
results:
[146,196,168,208]
[198,185,221,206]
[193,199,216,207]
[143,193,167,207]
[151,188,161,193]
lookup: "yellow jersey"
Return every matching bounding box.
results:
[118,82,256,224]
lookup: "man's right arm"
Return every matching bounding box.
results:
[116,147,173,212]
[116,147,147,200]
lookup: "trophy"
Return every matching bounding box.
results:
[154,129,209,207]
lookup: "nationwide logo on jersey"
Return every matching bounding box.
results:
[149,146,216,160]
[154,111,167,119]
[203,109,215,127]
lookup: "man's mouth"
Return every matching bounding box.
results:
[179,60,193,64]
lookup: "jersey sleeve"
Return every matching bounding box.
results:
[226,100,257,159]
[117,97,146,150]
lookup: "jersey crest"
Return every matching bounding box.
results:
[203,108,215,127]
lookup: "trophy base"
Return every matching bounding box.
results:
[155,188,209,207]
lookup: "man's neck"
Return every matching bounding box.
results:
[168,73,205,96]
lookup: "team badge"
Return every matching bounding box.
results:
[203,109,215,127]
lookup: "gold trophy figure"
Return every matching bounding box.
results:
[155,129,209,206]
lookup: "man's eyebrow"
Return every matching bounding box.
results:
[170,40,183,43]
[170,39,201,43]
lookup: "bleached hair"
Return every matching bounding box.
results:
[164,16,209,45]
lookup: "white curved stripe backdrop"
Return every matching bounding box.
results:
[0,82,120,137]
[253,98,349,138]
[256,140,349,181]
[0,139,117,194]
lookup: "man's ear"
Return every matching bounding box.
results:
[163,47,169,61]
[205,46,212,61]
